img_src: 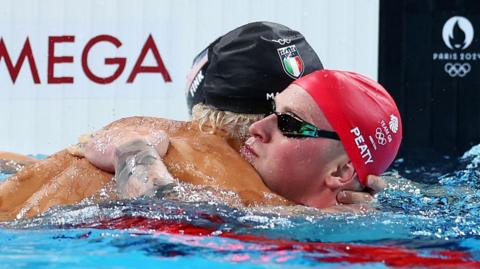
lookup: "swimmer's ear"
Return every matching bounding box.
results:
[324,161,356,190]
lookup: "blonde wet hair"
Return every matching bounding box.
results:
[191,103,264,139]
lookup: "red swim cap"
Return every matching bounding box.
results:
[293,70,402,185]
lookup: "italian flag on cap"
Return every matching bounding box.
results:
[278,45,304,78]
[283,56,303,78]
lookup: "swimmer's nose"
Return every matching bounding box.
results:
[249,114,276,143]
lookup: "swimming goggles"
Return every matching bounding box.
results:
[268,101,340,140]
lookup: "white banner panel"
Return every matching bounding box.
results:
[0,0,379,154]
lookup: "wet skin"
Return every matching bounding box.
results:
[0,117,290,221]
[247,85,357,208]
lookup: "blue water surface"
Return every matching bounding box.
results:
[1,147,480,268]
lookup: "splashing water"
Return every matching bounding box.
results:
[1,146,480,268]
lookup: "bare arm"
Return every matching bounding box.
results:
[77,126,169,173]
[113,138,176,199]
[79,126,174,199]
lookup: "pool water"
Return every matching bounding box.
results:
[1,147,480,268]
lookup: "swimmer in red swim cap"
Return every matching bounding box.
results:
[247,70,402,208]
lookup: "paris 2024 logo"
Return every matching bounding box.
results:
[433,16,479,78]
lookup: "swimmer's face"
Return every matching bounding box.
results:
[244,85,347,207]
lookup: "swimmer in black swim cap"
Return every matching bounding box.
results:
[0,22,384,220]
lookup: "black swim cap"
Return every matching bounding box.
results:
[186,21,323,115]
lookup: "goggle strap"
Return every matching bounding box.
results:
[283,131,340,141]
[315,130,340,140]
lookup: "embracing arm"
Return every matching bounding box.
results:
[75,126,169,173]
[78,127,175,199]
[113,138,176,199]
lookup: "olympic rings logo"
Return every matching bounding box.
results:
[444,63,471,77]
[375,128,387,146]
[272,38,291,45]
